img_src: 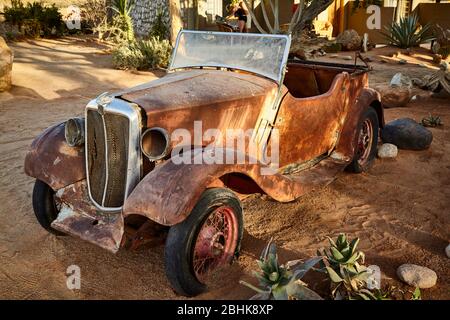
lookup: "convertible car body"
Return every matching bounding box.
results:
[24,30,382,296]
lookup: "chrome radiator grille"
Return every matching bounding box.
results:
[85,98,142,211]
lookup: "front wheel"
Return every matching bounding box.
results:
[32,179,65,236]
[164,188,243,296]
[347,106,379,173]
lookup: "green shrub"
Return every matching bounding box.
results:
[112,37,172,70]
[3,0,64,38]
[381,14,434,49]
[150,10,169,40]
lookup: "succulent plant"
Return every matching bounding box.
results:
[319,233,365,274]
[319,233,381,299]
[325,262,372,299]
[411,287,421,300]
[240,239,323,300]
[381,14,434,49]
[421,114,443,127]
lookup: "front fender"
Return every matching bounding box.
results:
[24,123,85,190]
[122,149,305,226]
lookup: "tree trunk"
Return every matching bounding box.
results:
[168,0,183,45]
[291,0,335,35]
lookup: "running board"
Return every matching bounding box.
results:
[281,151,351,198]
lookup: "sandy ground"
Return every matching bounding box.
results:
[0,37,448,299]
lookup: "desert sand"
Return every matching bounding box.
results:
[0,37,448,299]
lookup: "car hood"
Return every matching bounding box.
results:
[116,69,278,113]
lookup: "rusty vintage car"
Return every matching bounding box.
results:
[24,30,383,296]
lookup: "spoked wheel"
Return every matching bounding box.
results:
[32,179,65,235]
[347,106,379,173]
[165,188,243,296]
[356,119,374,166]
[193,206,239,283]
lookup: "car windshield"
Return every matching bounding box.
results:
[169,30,291,84]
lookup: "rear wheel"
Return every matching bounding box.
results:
[32,179,65,235]
[347,106,379,173]
[164,188,243,296]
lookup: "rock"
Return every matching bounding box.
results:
[322,43,342,53]
[439,61,448,71]
[397,264,437,289]
[377,143,398,158]
[330,54,338,58]
[446,244,450,258]
[390,73,412,88]
[290,48,307,60]
[381,118,433,150]
[341,55,353,61]
[398,59,407,65]
[433,54,442,64]
[375,84,411,108]
[387,50,400,57]
[336,29,361,51]
[0,36,13,92]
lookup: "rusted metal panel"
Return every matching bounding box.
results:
[120,69,278,114]
[24,123,85,190]
[276,73,350,166]
[335,87,382,158]
[52,180,124,253]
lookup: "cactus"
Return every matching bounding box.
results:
[240,239,323,300]
[421,114,443,128]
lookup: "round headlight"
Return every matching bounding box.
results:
[141,127,170,161]
[65,118,85,147]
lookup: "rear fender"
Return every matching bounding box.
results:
[24,123,85,190]
[335,88,383,158]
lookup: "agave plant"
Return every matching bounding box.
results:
[319,234,378,299]
[325,262,373,299]
[381,14,434,49]
[421,114,443,128]
[319,233,365,273]
[240,239,323,300]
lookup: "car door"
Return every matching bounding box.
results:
[274,72,350,168]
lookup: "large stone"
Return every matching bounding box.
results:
[336,29,361,51]
[446,244,450,258]
[377,143,398,158]
[375,84,412,108]
[390,73,412,88]
[397,264,437,289]
[0,36,13,92]
[382,118,433,150]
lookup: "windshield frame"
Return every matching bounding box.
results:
[168,30,291,85]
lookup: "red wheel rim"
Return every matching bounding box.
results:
[192,206,239,283]
[356,119,373,166]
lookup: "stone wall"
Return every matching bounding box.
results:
[131,0,171,38]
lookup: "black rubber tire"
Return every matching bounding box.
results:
[164,188,243,297]
[32,179,65,236]
[347,106,379,173]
